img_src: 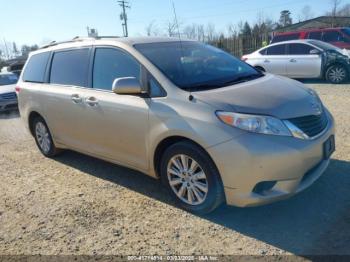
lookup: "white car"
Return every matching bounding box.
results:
[242,40,350,83]
[0,72,18,112]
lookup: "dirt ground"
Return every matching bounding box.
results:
[0,82,349,258]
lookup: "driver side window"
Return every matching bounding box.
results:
[93,48,141,90]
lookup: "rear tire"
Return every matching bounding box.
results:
[32,116,62,157]
[160,141,225,214]
[326,64,348,84]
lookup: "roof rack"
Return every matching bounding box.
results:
[40,36,122,49]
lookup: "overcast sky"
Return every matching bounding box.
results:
[0,0,338,47]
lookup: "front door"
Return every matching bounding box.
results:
[80,47,149,171]
[286,43,322,78]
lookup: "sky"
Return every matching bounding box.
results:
[0,0,340,47]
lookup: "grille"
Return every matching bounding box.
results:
[0,92,17,100]
[287,111,328,138]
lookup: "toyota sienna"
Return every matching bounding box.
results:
[17,37,335,214]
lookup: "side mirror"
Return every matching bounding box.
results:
[112,77,142,95]
[310,49,321,55]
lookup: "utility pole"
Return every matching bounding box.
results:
[118,0,130,37]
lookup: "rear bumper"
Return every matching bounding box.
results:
[207,110,335,207]
[0,99,18,112]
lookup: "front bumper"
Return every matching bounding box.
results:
[0,99,18,112]
[207,111,335,207]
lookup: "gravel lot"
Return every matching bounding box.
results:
[0,82,349,257]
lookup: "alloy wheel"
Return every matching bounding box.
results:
[328,67,346,83]
[35,122,51,154]
[167,154,208,205]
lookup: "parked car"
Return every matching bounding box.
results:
[272,27,350,50]
[17,37,335,214]
[242,39,350,84]
[0,72,18,112]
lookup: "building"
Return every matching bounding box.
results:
[275,16,350,33]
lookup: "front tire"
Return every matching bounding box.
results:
[326,64,348,84]
[160,142,225,214]
[32,117,61,157]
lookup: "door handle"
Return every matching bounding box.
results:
[71,94,82,104]
[85,97,99,107]
[264,59,270,63]
[290,59,297,63]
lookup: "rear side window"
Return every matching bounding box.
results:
[272,33,300,43]
[50,49,90,87]
[288,43,314,55]
[93,48,140,90]
[266,44,286,55]
[323,31,344,42]
[22,52,50,83]
[307,31,322,40]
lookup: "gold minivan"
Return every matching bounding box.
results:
[17,37,335,214]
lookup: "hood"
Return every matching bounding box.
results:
[0,84,16,95]
[194,74,321,119]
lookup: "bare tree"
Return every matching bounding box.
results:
[337,3,350,16]
[330,0,342,17]
[165,18,181,37]
[227,23,238,37]
[183,24,197,39]
[299,5,314,21]
[183,23,207,41]
[145,21,159,36]
[206,23,216,41]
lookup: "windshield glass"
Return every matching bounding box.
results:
[309,40,344,53]
[0,74,18,86]
[134,41,262,91]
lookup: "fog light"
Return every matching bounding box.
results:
[252,181,277,195]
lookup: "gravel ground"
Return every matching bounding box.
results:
[0,82,349,257]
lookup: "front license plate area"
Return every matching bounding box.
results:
[323,135,335,160]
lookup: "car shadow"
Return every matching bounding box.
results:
[53,151,350,255]
[298,79,350,85]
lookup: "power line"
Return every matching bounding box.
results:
[118,0,130,37]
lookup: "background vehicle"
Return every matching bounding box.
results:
[17,37,334,214]
[242,39,350,84]
[0,72,18,112]
[272,27,350,50]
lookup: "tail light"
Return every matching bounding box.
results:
[241,56,248,61]
[15,86,21,93]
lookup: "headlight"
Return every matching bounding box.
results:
[216,111,292,136]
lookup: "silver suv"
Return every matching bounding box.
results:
[17,37,335,214]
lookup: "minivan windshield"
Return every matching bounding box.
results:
[0,74,18,86]
[134,41,262,91]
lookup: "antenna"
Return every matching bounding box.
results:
[171,1,194,101]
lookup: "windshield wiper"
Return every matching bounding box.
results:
[181,83,224,91]
[221,73,263,86]
[181,73,263,92]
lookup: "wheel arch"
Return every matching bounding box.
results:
[324,62,349,79]
[28,111,45,137]
[153,136,218,179]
